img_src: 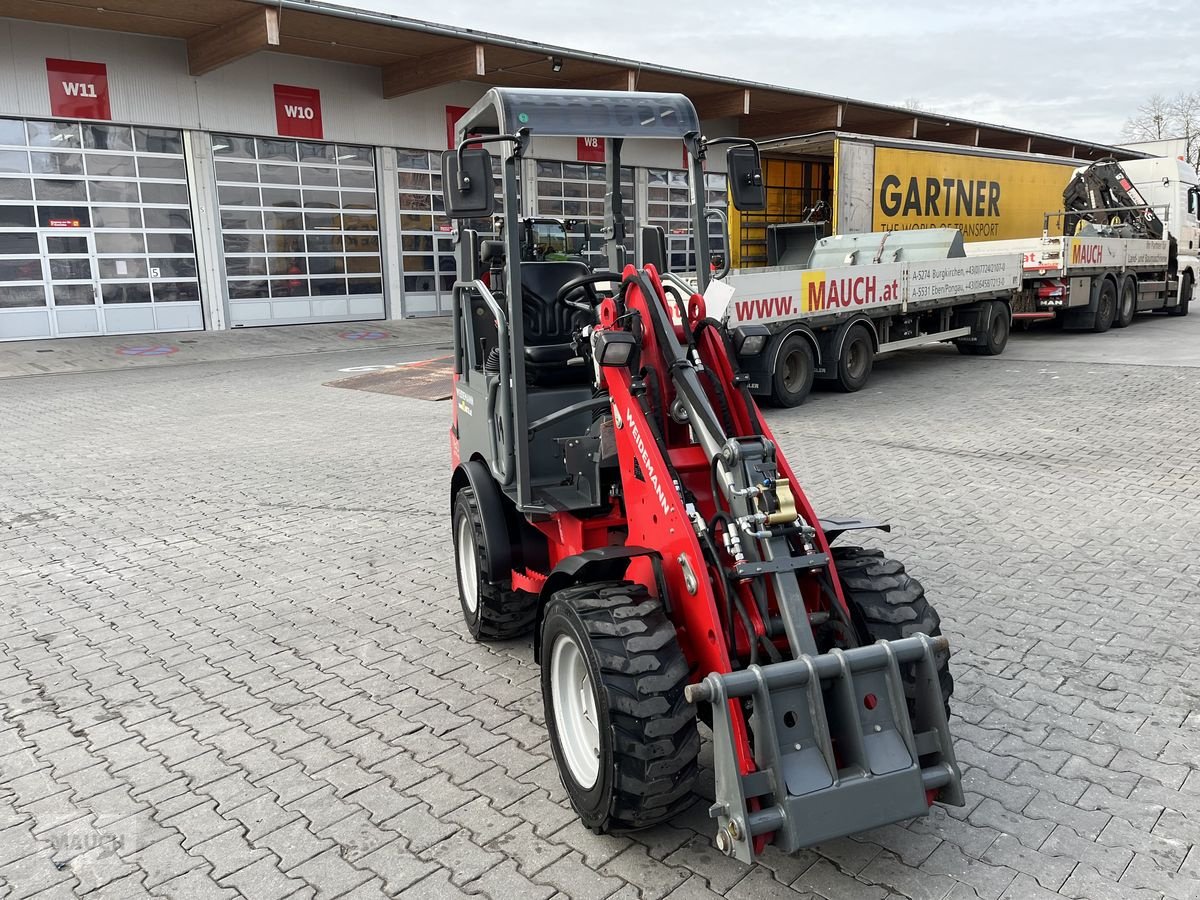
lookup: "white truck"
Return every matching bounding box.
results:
[965,157,1199,330]
[698,228,1023,405]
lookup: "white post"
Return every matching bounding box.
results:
[182,130,227,331]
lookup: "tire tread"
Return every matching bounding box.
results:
[548,581,700,831]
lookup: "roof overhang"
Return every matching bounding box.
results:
[0,0,1144,161]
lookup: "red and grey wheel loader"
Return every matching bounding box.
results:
[445,89,963,862]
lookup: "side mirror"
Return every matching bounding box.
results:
[727,145,766,211]
[441,148,495,219]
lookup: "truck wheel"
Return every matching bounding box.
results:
[1114,277,1137,328]
[833,546,952,719]
[834,324,874,393]
[769,334,814,407]
[453,487,536,640]
[959,300,1010,356]
[541,581,699,832]
[1091,279,1117,333]
[1168,274,1192,317]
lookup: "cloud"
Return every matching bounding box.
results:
[338,0,1200,143]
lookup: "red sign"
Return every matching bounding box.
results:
[446,106,469,150]
[46,58,111,120]
[49,218,82,227]
[274,84,323,139]
[577,136,605,163]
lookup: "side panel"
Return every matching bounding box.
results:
[871,147,1076,240]
[717,255,1022,326]
[836,140,874,234]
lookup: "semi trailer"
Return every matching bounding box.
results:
[965,157,1199,328]
[728,132,1090,269]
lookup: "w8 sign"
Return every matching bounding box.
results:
[274,84,323,139]
[46,58,111,120]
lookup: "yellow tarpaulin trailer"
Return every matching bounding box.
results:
[729,133,1084,269]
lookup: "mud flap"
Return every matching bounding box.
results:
[685,634,963,863]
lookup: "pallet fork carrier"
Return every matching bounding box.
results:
[445,89,962,862]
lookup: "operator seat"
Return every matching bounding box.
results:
[519,260,594,386]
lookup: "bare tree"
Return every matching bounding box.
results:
[1122,94,1172,140]
[1122,92,1200,171]
[902,98,926,112]
[1169,92,1200,171]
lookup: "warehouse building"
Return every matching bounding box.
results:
[0,0,1138,341]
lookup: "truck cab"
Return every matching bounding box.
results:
[1122,156,1200,258]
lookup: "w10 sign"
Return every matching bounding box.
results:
[46,58,111,120]
[274,84,323,139]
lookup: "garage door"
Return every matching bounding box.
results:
[212,134,384,327]
[0,118,202,342]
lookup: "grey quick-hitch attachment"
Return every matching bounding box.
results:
[685,633,963,863]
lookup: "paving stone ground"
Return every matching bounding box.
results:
[1,313,1198,899]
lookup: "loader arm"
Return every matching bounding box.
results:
[599,264,963,862]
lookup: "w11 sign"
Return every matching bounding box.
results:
[46,58,111,120]
[274,84,323,139]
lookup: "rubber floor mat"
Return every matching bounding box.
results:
[325,356,453,401]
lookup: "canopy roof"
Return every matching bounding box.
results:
[458,89,701,143]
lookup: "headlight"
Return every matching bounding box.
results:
[733,325,770,357]
[591,330,637,367]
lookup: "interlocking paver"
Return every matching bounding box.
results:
[2,322,1199,899]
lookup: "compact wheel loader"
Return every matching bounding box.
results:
[445,88,963,862]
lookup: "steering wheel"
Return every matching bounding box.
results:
[557,271,623,312]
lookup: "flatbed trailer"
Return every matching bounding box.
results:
[965,157,1198,330]
[698,228,1023,405]
[964,233,1187,329]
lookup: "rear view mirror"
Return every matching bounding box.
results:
[727,145,765,211]
[441,148,495,219]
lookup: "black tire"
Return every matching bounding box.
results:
[1114,277,1136,328]
[452,487,536,640]
[769,334,815,407]
[957,301,1010,356]
[541,581,699,832]
[832,546,952,718]
[1091,278,1117,333]
[1168,274,1192,317]
[833,324,874,393]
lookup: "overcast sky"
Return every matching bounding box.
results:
[336,0,1198,145]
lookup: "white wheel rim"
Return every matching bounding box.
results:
[550,633,600,789]
[456,515,479,614]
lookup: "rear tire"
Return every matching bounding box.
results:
[834,324,874,393]
[1168,273,1192,317]
[541,581,699,832]
[833,546,952,718]
[453,487,536,640]
[958,301,1010,356]
[1114,277,1136,328]
[1091,278,1117,333]
[769,334,815,407]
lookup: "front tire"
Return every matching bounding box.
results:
[452,487,535,640]
[769,334,815,407]
[541,581,699,832]
[833,546,952,718]
[1168,274,1192,317]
